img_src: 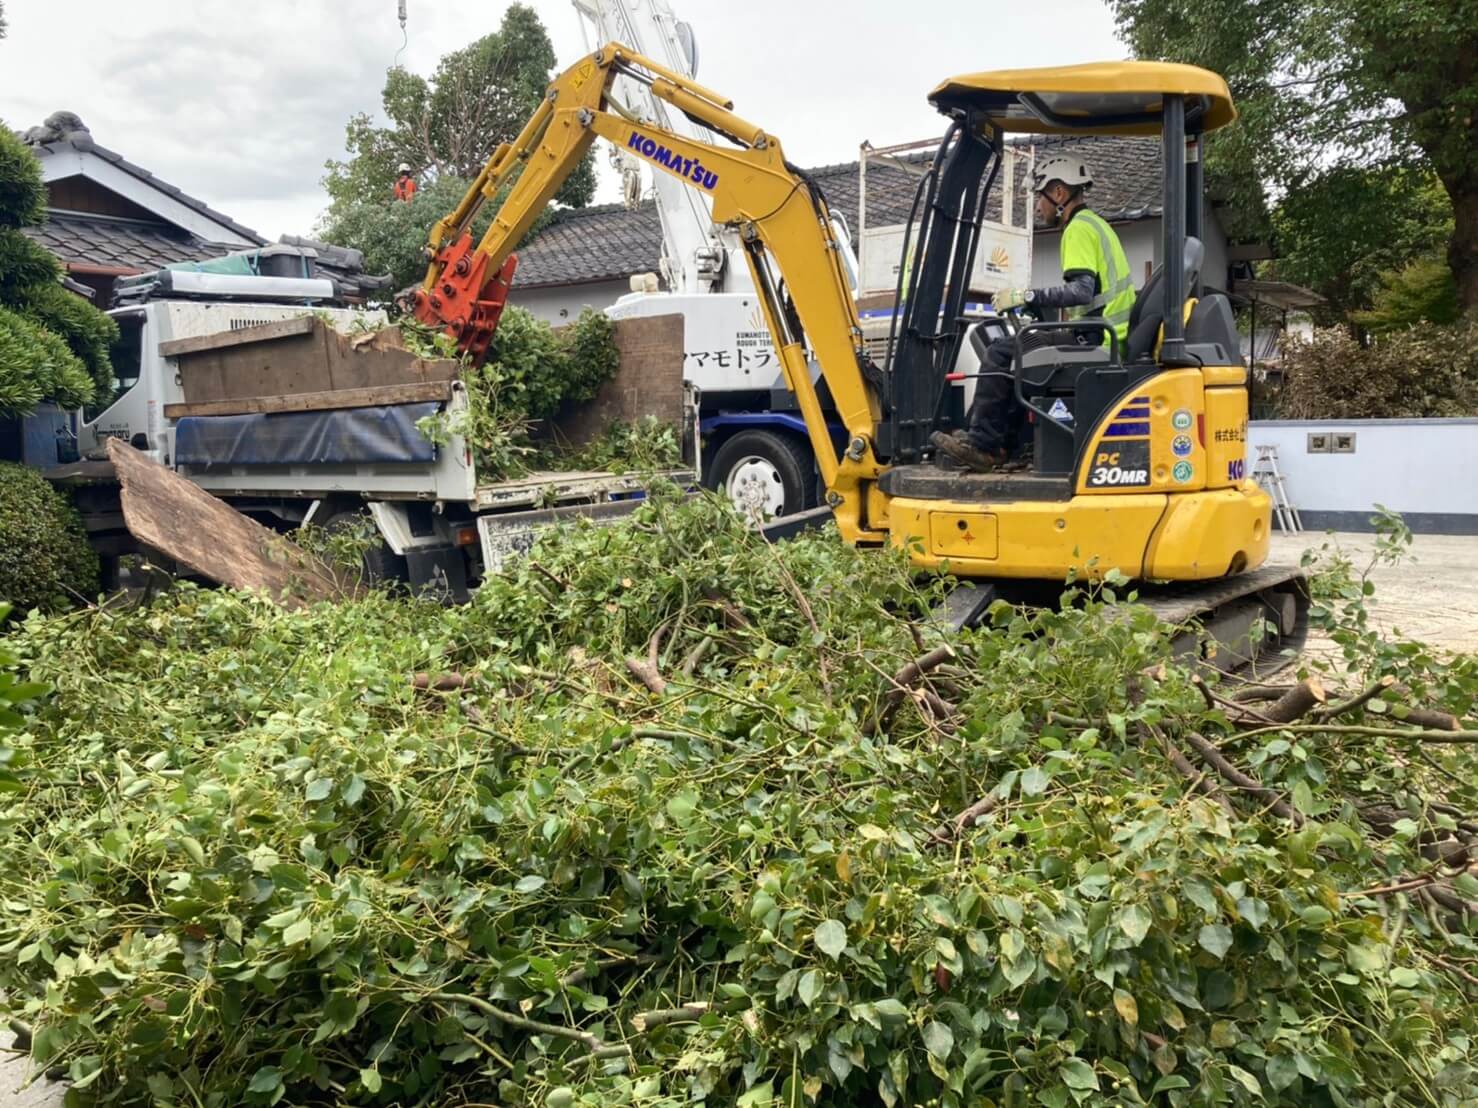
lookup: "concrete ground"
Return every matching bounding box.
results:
[1,530,1472,1106]
[1270,529,1478,656]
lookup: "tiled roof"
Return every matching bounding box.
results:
[515,134,1167,288]
[21,211,220,272]
[22,124,266,246]
[514,202,667,288]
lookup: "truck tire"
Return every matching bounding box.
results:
[321,511,409,587]
[705,429,815,522]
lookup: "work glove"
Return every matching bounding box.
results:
[994,287,1027,311]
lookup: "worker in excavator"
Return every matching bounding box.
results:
[931,155,1135,472]
[394,163,418,202]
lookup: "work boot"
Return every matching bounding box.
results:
[930,430,1007,473]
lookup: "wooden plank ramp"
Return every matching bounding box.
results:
[106,438,361,608]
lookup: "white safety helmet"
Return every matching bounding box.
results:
[1032,155,1093,195]
[398,163,413,174]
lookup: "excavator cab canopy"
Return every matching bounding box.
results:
[928,61,1235,137]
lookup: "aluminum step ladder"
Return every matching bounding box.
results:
[1252,444,1301,532]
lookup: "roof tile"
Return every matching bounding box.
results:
[516,134,1166,288]
[21,212,219,272]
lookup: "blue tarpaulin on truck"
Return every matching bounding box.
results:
[174,403,440,467]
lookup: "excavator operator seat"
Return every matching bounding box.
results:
[1125,236,1205,363]
[979,235,1206,478]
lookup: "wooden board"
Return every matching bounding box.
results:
[158,316,315,358]
[543,313,686,448]
[106,438,361,608]
[172,319,460,405]
[163,380,453,419]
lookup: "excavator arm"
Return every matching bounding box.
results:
[411,43,885,542]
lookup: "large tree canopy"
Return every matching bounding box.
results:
[1112,0,1478,315]
[320,3,594,282]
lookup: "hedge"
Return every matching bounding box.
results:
[0,460,99,614]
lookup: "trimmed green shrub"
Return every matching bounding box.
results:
[0,228,61,300]
[0,306,95,414]
[0,461,99,614]
[0,123,46,229]
[1278,320,1478,419]
[18,280,117,395]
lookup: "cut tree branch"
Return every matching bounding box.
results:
[428,992,630,1060]
[625,622,670,695]
[1182,731,1303,824]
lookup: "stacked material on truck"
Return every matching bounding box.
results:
[162,317,459,469]
[112,237,392,308]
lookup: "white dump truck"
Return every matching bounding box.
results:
[35,264,693,598]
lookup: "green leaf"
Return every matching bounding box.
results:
[814,918,847,959]
[1059,1058,1099,1091]
[1198,923,1233,959]
[922,1020,953,1061]
[1117,904,1152,944]
[665,789,698,822]
[514,875,547,894]
[1227,1065,1262,1096]
[736,1081,774,1106]
[248,1066,283,1094]
[304,777,334,802]
[797,968,822,1007]
[873,998,909,1022]
[1266,1054,1299,1092]
[282,917,312,946]
[1020,766,1049,796]
[361,1068,382,1094]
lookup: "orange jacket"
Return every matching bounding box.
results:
[394,175,418,202]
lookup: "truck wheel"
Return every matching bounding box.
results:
[706,430,815,522]
[320,511,409,586]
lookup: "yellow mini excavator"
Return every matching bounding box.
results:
[411,47,1307,663]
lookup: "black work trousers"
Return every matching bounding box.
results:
[962,335,1026,453]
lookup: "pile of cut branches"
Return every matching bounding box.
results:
[409,306,626,478]
[0,492,1474,1106]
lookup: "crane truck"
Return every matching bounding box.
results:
[411,45,1308,662]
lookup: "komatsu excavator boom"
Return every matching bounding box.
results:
[412,45,1307,665]
[411,41,884,542]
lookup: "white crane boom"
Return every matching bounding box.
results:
[572,0,752,294]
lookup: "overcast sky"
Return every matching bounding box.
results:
[0,0,1124,241]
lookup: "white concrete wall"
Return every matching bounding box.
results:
[509,279,632,325]
[1249,419,1478,532]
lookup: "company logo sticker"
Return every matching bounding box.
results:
[1171,434,1193,457]
[627,131,719,190]
[1048,398,1073,422]
[1227,458,1246,481]
[1171,409,1193,431]
[1172,460,1194,483]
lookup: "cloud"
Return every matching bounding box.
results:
[0,0,1124,239]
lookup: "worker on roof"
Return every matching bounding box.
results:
[932,154,1134,473]
[394,163,418,202]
